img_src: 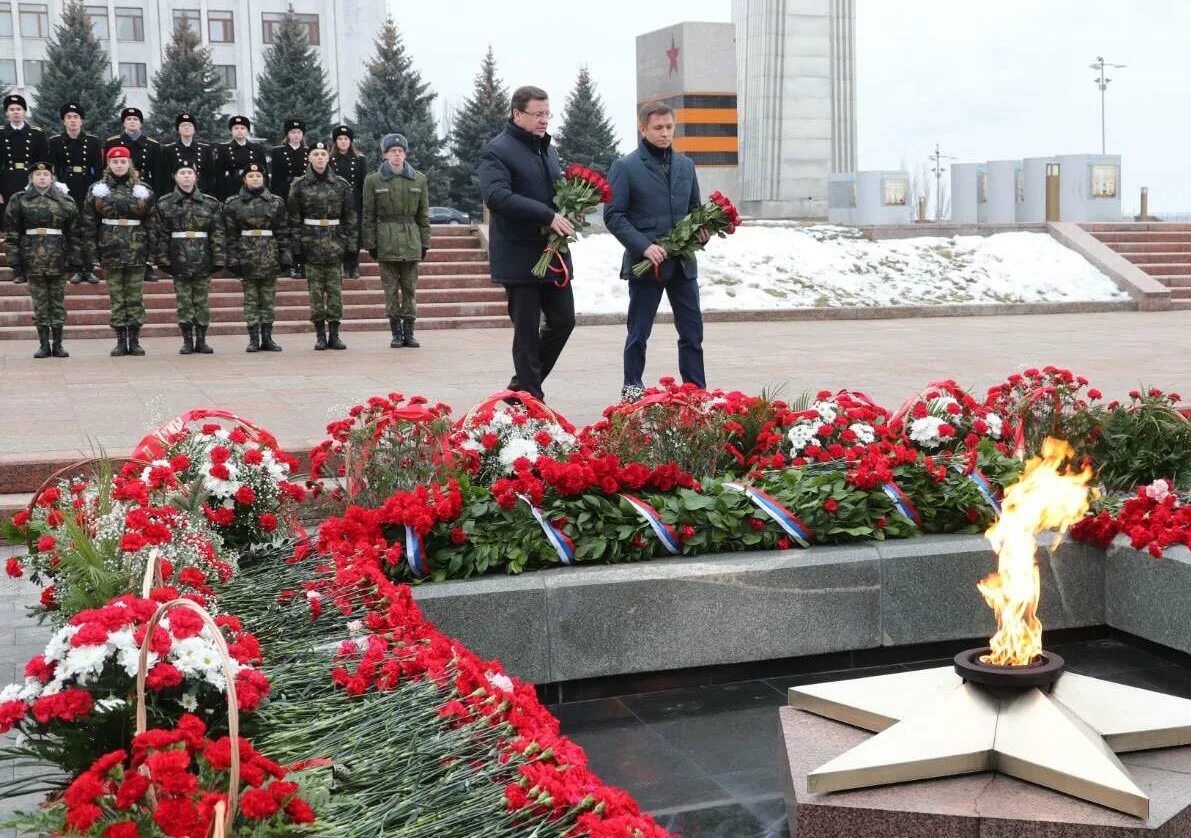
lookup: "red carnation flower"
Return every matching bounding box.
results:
[235,485,256,506]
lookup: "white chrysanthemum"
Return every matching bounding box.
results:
[45,625,81,662]
[812,400,838,424]
[984,413,1003,439]
[118,646,158,678]
[60,644,110,684]
[179,692,198,711]
[909,416,946,448]
[107,628,137,654]
[786,423,817,453]
[498,437,539,470]
[848,423,876,444]
[0,684,22,703]
[171,636,223,682]
[96,697,127,713]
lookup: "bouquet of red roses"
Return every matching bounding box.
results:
[532,163,612,282]
[632,190,742,277]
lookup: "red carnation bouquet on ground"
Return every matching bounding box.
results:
[632,190,742,277]
[532,163,612,282]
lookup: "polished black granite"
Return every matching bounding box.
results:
[548,634,1191,838]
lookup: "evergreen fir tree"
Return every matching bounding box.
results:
[30,0,125,136]
[445,46,509,216]
[253,9,335,142]
[147,19,231,142]
[353,18,444,201]
[555,66,619,173]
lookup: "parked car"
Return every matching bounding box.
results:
[429,206,471,225]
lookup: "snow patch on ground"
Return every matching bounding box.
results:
[568,225,1129,315]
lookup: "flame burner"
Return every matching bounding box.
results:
[954,647,1066,691]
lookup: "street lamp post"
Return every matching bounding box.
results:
[928,143,956,222]
[1090,56,1126,154]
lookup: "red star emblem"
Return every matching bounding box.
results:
[666,37,680,75]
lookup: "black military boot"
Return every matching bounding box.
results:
[143,264,157,283]
[111,326,128,357]
[327,321,346,350]
[127,325,146,356]
[345,256,360,279]
[68,272,83,284]
[402,317,420,348]
[85,270,101,284]
[34,326,51,359]
[194,325,213,354]
[179,324,195,355]
[246,325,261,353]
[389,316,403,348]
[313,321,328,351]
[51,326,69,358]
[260,324,282,352]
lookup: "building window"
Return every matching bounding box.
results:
[0,3,11,38]
[208,9,233,42]
[172,8,198,33]
[0,59,15,87]
[115,6,143,41]
[262,11,318,45]
[22,58,44,86]
[1090,164,1118,198]
[119,61,147,87]
[85,5,108,39]
[18,3,49,38]
[214,63,236,89]
[882,177,909,206]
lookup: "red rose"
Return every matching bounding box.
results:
[777,536,791,550]
[679,524,696,541]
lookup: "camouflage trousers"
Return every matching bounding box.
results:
[380,261,419,320]
[242,277,277,326]
[106,266,145,327]
[28,274,68,327]
[306,262,343,323]
[173,276,211,326]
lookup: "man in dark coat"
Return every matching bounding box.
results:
[215,115,268,201]
[48,102,102,283]
[605,101,710,401]
[0,94,50,238]
[162,113,216,196]
[477,85,575,401]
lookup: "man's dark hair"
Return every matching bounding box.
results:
[638,101,674,126]
[511,85,549,113]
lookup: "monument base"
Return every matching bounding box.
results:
[779,706,1191,836]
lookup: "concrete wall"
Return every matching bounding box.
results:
[983,160,1019,224]
[950,162,980,224]
[854,170,911,225]
[1057,154,1122,223]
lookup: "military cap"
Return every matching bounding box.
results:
[381,133,408,153]
[106,145,132,160]
[284,118,305,133]
[228,115,251,129]
[60,102,84,119]
[29,160,53,173]
[120,107,144,122]
[4,94,27,111]
[308,140,329,152]
[175,113,197,129]
[170,158,197,173]
[242,163,264,177]
[332,124,353,140]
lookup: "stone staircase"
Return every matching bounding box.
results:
[1082,222,1191,311]
[0,226,508,338]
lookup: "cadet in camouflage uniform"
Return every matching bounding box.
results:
[104,108,163,285]
[286,141,355,350]
[82,145,155,357]
[4,161,81,358]
[363,133,430,349]
[0,94,49,254]
[151,160,225,355]
[223,163,289,352]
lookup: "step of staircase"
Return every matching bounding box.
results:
[0,315,509,340]
[1133,263,1191,278]
[1104,241,1191,254]
[1152,276,1191,288]
[1082,222,1191,232]
[1120,252,1191,265]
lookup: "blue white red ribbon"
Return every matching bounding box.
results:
[953,464,1002,515]
[620,494,683,555]
[404,525,429,578]
[881,482,922,527]
[723,482,814,547]
[518,494,577,566]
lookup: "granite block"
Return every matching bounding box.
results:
[879,534,1104,647]
[1106,540,1191,656]
[411,574,549,683]
[543,545,881,682]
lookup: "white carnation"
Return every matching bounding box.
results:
[848,423,876,444]
[498,437,539,471]
[812,400,838,423]
[60,644,110,684]
[909,416,946,448]
[44,625,80,662]
[983,413,1003,439]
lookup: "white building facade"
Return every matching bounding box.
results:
[0,0,384,136]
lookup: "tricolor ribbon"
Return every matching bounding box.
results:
[723,482,814,547]
[404,525,429,578]
[954,464,1002,515]
[619,494,683,555]
[881,482,922,527]
[518,495,577,566]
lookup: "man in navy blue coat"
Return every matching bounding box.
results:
[478,85,576,401]
[605,101,710,401]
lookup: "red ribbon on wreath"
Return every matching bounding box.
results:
[132,408,279,461]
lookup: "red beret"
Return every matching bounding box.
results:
[106,146,132,161]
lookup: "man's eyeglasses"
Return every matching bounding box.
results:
[518,109,552,121]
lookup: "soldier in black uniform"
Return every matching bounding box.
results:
[105,107,162,283]
[48,102,103,284]
[270,118,308,278]
[162,113,216,197]
[330,124,366,278]
[0,93,49,256]
[215,115,268,202]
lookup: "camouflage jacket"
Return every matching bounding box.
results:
[82,174,154,268]
[286,166,356,265]
[222,187,291,279]
[151,187,225,278]
[3,182,82,278]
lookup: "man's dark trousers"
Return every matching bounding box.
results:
[624,276,704,390]
[506,282,575,399]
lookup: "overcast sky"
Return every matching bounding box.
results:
[385,0,1190,213]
